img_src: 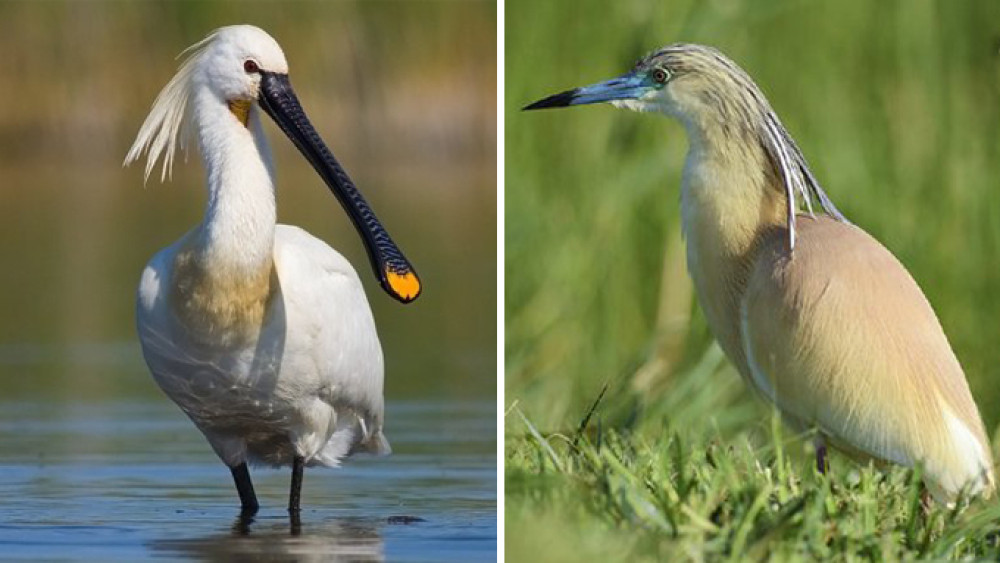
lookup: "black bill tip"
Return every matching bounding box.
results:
[523,89,578,111]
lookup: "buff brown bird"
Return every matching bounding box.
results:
[525,44,994,502]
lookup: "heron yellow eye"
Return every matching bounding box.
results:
[244,59,260,73]
[652,68,669,84]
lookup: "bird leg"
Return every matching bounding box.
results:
[919,485,932,517]
[814,436,828,475]
[230,462,259,514]
[289,455,305,513]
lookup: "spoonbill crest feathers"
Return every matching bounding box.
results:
[124,25,289,183]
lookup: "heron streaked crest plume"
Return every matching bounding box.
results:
[526,43,994,502]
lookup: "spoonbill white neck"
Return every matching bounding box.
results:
[192,82,276,279]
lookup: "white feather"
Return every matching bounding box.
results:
[123,31,217,183]
[130,25,390,485]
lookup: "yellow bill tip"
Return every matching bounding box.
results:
[385,269,421,303]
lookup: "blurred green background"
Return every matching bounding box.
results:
[0,1,496,402]
[506,0,1000,433]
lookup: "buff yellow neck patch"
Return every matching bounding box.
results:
[228,99,251,127]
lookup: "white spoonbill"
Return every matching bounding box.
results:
[125,25,421,515]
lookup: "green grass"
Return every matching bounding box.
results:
[506,0,1000,558]
[506,358,1000,560]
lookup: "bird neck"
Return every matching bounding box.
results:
[167,90,278,346]
[192,89,277,281]
[677,114,787,376]
[679,114,786,260]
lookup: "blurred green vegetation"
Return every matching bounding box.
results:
[0,1,496,401]
[506,0,1000,428]
[508,393,1000,560]
[506,347,1000,560]
[507,0,1000,557]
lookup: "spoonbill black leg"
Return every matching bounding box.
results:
[289,455,305,513]
[230,462,259,514]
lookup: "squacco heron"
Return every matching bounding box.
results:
[525,44,994,502]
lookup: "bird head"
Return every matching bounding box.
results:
[194,25,290,106]
[524,43,848,249]
[523,44,762,125]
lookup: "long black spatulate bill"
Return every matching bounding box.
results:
[258,72,421,303]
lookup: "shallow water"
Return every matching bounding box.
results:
[0,400,496,561]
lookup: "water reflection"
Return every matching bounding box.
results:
[0,400,495,561]
[153,515,384,562]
